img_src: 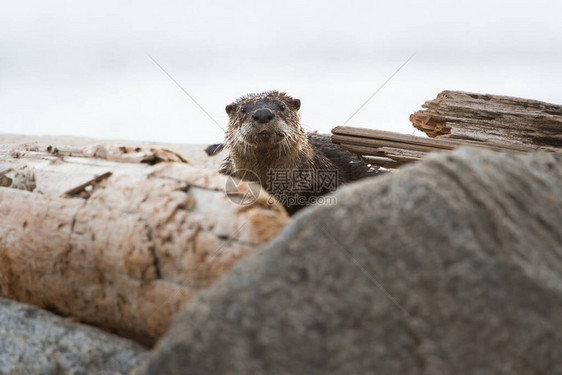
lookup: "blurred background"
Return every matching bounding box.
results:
[1,0,561,144]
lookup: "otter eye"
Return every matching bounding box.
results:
[279,103,286,111]
[241,107,246,114]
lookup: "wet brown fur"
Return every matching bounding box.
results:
[220,91,383,214]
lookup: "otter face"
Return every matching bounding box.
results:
[225,92,302,149]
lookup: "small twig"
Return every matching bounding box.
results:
[61,172,113,198]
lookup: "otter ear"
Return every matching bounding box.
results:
[290,98,301,111]
[225,103,237,115]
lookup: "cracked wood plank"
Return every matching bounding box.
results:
[410,90,562,150]
[0,143,289,346]
[331,126,533,169]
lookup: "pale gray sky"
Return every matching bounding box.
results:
[1,0,561,143]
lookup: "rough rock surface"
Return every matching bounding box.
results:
[0,297,147,374]
[143,148,562,375]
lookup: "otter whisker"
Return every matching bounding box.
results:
[219,90,384,215]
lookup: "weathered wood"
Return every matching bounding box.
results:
[61,171,113,198]
[0,143,195,196]
[338,143,422,168]
[333,90,562,169]
[0,143,288,346]
[334,127,457,150]
[331,126,535,169]
[410,90,562,150]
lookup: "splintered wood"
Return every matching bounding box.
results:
[410,91,562,150]
[333,91,562,169]
[0,143,288,346]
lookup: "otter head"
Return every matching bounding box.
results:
[224,91,304,152]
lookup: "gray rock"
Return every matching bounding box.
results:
[0,297,147,375]
[144,148,562,375]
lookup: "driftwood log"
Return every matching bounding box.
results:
[0,143,288,346]
[331,126,533,169]
[333,91,562,168]
[410,90,562,149]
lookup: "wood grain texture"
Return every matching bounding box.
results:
[410,90,562,150]
[0,143,288,346]
[331,126,533,169]
[333,91,561,169]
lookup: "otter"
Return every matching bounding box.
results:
[219,91,384,214]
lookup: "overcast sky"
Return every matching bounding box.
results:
[1,0,561,143]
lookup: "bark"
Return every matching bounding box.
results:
[0,143,288,346]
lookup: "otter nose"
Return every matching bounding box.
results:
[252,108,275,123]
